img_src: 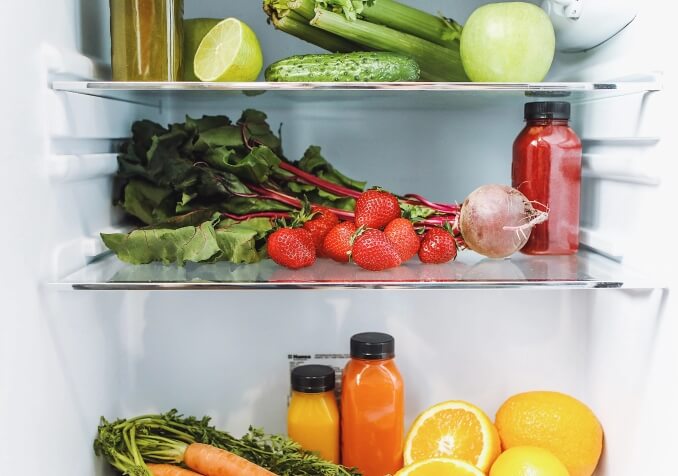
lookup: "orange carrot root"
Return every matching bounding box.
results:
[147,463,204,476]
[184,443,276,476]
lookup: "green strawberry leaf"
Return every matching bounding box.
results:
[401,201,439,221]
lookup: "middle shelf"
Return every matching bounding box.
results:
[55,250,649,291]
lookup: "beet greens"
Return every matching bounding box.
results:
[103,110,459,265]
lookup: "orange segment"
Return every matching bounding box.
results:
[395,458,485,476]
[404,401,501,473]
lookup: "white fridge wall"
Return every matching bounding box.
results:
[1,2,675,476]
[0,1,155,474]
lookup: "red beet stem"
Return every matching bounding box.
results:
[418,216,458,226]
[249,184,303,208]
[278,162,362,199]
[248,184,355,221]
[221,212,291,221]
[278,163,461,220]
[403,194,460,214]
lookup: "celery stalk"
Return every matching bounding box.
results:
[288,0,317,20]
[264,1,361,53]
[361,0,462,49]
[264,0,316,22]
[310,9,468,81]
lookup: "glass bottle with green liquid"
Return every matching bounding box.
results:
[110,0,183,81]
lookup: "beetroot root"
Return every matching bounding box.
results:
[459,184,548,259]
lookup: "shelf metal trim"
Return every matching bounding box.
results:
[69,281,622,291]
[51,80,663,93]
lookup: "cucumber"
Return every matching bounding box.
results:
[264,52,421,82]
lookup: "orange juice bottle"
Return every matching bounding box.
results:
[287,365,340,463]
[341,332,404,476]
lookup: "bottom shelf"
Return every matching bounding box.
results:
[53,250,648,290]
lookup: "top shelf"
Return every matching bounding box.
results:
[53,79,661,93]
[50,79,662,107]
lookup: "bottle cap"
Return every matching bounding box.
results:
[524,101,571,120]
[350,332,395,360]
[291,365,335,393]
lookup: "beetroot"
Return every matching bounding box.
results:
[459,184,548,259]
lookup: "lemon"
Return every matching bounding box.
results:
[183,18,221,81]
[495,391,603,476]
[395,458,485,476]
[404,400,501,473]
[490,446,569,476]
[194,18,263,82]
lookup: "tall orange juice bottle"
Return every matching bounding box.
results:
[341,332,404,476]
[287,365,340,463]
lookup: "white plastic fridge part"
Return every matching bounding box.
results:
[1,1,676,476]
[542,0,639,52]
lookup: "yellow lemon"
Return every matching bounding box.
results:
[495,391,603,476]
[395,458,485,476]
[490,446,569,476]
[404,400,501,473]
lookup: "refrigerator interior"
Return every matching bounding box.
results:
[1,1,676,475]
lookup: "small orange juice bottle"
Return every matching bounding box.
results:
[287,365,340,463]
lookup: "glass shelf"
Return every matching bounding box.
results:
[52,79,662,93]
[50,79,661,109]
[53,250,651,291]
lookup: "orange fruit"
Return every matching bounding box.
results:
[395,458,485,476]
[495,391,603,476]
[490,446,569,476]
[404,400,501,472]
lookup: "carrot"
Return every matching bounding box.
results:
[184,443,277,476]
[147,463,204,476]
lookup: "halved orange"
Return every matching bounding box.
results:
[404,400,501,473]
[395,457,485,476]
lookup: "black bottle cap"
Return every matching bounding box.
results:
[350,332,395,360]
[291,365,335,393]
[524,101,571,120]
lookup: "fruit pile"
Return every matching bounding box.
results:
[396,391,603,476]
[267,189,459,271]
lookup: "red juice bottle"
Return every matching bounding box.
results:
[512,101,582,255]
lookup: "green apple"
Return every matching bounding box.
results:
[460,2,555,82]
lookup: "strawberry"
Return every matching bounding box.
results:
[267,228,316,269]
[418,227,458,264]
[303,207,339,256]
[351,229,402,271]
[322,221,357,263]
[354,189,401,229]
[384,218,420,262]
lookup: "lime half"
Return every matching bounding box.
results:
[194,18,263,82]
[183,18,221,81]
